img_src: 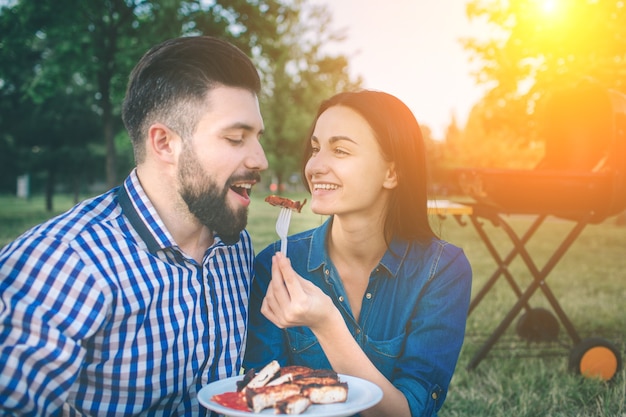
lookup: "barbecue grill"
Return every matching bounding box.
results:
[457,80,625,381]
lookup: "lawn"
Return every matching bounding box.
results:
[1,192,625,416]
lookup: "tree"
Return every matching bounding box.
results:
[446,99,543,169]
[255,0,362,189]
[458,0,626,165]
[0,0,358,207]
[214,0,362,189]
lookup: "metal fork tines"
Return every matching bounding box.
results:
[275,207,292,254]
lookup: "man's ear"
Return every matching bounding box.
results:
[383,162,398,189]
[147,123,180,164]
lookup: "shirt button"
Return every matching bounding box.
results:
[338,296,344,302]
[365,292,372,299]
[431,392,438,400]
[355,328,361,334]
[325,269,329,275]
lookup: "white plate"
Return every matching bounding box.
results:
[197,374,383,416]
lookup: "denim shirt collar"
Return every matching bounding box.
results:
[307,217,410,279]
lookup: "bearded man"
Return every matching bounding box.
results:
[0,36,267,416]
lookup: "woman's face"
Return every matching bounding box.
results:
[304,105,397,217]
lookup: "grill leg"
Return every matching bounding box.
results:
[468,214,545,315]
[467,210,589,370]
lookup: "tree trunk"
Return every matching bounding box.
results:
[45,168,55,212]
[73,173,80,204]
[104,110,117,188]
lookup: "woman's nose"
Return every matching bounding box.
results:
[305,155,329,177]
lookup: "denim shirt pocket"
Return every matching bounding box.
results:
[362,331,405,378]
[285,327,332,369]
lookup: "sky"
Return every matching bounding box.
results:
[309,0,490,139]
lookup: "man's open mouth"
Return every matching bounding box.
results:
[230,182,252,198]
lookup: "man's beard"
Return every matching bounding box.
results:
[178,146,254,245]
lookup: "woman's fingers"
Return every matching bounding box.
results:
[269,254,290,301]
[261,253,312,326]
[260,295,282,328]
[261,254,300,326]
[274,253,305,298]
[262,253,337,330]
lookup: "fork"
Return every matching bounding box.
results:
[275,207,292,255]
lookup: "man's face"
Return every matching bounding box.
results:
[177,86,267,244]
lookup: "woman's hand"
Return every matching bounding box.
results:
[260,252,336,331]
[260,253,412,417]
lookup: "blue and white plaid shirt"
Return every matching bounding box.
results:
[0,169,254,416]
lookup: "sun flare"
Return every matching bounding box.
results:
[540,0,558,14]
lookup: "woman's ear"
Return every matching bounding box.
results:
[147,123,180,164]
[383,162,398,189]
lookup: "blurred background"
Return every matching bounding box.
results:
[1,0,625,210]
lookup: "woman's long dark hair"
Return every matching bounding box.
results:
[301,90,435,243]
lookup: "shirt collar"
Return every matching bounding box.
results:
[118,169,179,254]
[308,217,331,272]
[307,216,409,278]
[379,238,410,278]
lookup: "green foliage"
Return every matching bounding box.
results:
[0,0,359,201]
[454,0,626,168]
[255,0,362,186]
[0,0,360,201]
[465,0,626,96]
[445,100,545,169]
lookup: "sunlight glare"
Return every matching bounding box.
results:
[539,0,558,15]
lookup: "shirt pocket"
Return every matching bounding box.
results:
[285,327,332,369]
[362,331,405,378]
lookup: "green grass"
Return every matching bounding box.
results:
[247,192,327,250]
[0,195,83,247]
[1,192,625,416]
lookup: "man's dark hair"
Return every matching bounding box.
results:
[122,36,261,162]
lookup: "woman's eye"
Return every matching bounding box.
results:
[310,146,320,155]
[334,147,349,155]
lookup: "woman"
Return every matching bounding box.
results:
[244,90,472,416]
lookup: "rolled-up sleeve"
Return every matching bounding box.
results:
[394,244,472,416]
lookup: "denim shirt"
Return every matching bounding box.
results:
[244,218,472,417]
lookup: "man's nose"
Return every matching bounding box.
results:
[247,140,269,171]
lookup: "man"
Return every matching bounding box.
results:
[0,36,267,415]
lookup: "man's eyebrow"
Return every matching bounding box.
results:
[223,122,264,135]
